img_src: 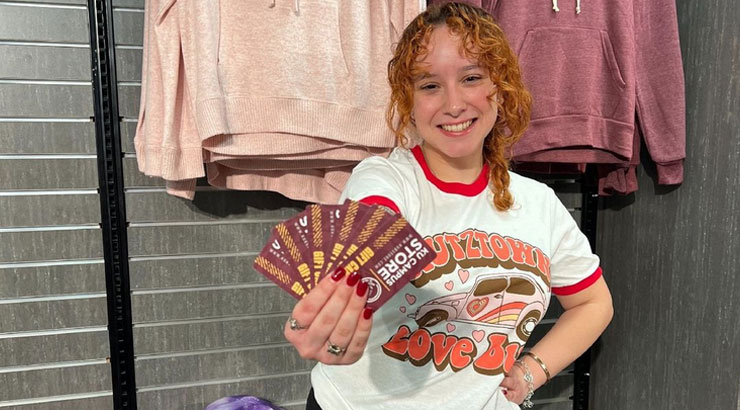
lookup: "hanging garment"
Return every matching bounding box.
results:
[427,0,686,194]
[134,0,420,203]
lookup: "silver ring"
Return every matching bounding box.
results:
[288,317,306,331]
[326,340,347,356]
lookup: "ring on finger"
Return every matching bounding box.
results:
[288,317,306,331]
[326,340,347,356]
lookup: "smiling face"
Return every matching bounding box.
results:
[411,25,498,181]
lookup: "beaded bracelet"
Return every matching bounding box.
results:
[524,351,552,383]
[514,360,535,409]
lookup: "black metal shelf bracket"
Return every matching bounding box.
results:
[573,167,600,410]
[87,1,137,409]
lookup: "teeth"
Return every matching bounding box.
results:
[441,120,473,132]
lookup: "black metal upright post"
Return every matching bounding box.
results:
[572,167,600,410]
[87,1,137,409]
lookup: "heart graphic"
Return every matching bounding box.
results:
[444,281,454,291]
[405,293,416,305]
[446,323,456,332]
[399,306,406,313]
[458,269,470,284]
[466,298,489,317]
[472,330,485,343]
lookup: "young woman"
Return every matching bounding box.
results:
[284,3,613,409]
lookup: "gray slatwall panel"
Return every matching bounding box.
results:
[12,0,86,4]
[0,263,105,298]
[126,191,303,223]
[136,346,311,387]
[116,48,142,82]
[129,255,268,289]
[132,286,294,324]
[127,222,274,256]
[0,2,112,409]
[0,364,111,402]
[0,5,88,44]
[0,45,91,81]
[113,0,143,8]
[0,159,98,190]
[0,229,103,262]
[0,122,96,154]
[136,373,310,410]
[133,315,290,355]
[592,0,740,409]
[117,84,140,117]
[113,8,144,46]
[0,298,108,333]
[120,121,136,152]
[0,84,92,118]
[124,157,166,187]
[2,396,113,410]
[0,194,100,227]
[2,397,113,410]
[0,331,109,367]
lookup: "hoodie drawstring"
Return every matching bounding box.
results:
[552,0,581,14]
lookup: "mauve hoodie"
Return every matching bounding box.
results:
[428,0,686,186]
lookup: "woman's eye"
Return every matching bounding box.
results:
[464,76,482,83]
[420,83,438,90]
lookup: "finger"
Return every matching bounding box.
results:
[285,267,347,336]
[341,295,375,363]
[499,375,517,390]
[305,271,362,354]
[321,276,371,363]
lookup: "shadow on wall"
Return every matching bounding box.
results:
[184,182,309,218]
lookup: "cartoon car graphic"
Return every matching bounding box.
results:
[412,273,547,340]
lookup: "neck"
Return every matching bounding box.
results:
[420,145,485,184]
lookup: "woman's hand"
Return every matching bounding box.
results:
[499,361,531,405]
[284,267,374,365]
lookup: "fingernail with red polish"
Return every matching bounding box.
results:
[346,272,360,286]
[363,308,374,320]
[331,267,345,282]
[356,280,368,297]
[503,390,508,396]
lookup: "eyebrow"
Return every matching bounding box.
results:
[414,64,483,81]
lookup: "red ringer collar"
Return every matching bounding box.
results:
[411,145,489,196]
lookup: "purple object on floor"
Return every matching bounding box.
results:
[204,396,285,410]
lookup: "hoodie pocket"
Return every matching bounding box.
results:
[517,27,627,121]
[217,0,350,100]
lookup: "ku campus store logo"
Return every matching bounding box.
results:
[382,229,551,376]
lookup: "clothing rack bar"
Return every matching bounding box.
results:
[87,1,138,409]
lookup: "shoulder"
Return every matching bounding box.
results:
[352,147,416,176]
[340,148,417,208]
[508,171,558,208]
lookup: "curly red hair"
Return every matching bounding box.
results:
[386,2,531,211]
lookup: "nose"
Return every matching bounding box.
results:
[443,85,465,117]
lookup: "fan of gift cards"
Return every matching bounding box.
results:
[253,200,436,310]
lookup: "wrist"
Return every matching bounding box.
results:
[513,360,535,409]
[522,351,551,388]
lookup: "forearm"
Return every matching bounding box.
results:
[526,289,613,389]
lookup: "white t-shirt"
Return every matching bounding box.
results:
[311,146,602,410]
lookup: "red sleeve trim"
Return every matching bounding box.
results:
[551,267,603,296]
[359,195,401,214]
